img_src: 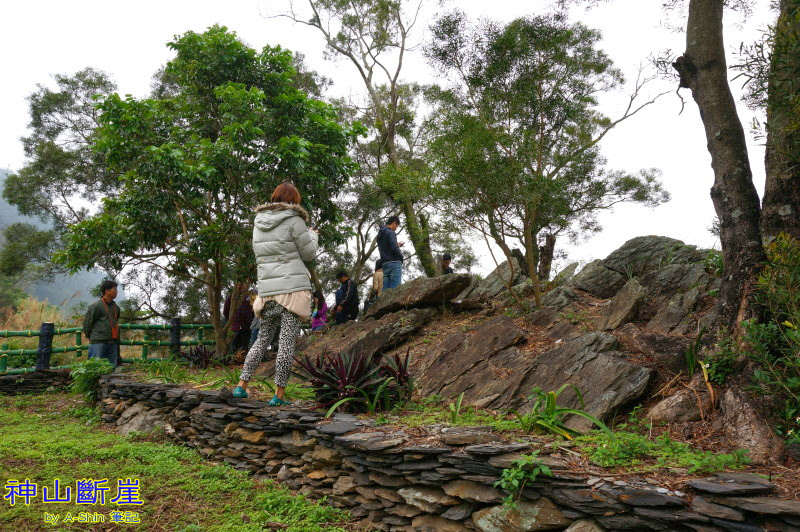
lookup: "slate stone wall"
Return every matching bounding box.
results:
[97,375,800,532]
[0,368,70,395]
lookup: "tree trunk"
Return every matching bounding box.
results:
[762,0,800,242]
[538,233,556,281]
[672,0,765,329]
[401,200,436,277]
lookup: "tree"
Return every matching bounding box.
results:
[425,13,668,306]
[672,0,766,328]
[55,26,361,354]
[272,0,441,276]
[3,68,118,229]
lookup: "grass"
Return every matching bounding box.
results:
[0,392,351,531]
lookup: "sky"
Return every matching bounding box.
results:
[0,0,777,277]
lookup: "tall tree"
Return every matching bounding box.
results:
[672,0,766,328]
[762,0,800,241]
[272,0,440,276]
[426,13,668,306]
[3,68,118,228]
[55,26,360,354]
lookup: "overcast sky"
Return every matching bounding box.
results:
[0,0,777,276]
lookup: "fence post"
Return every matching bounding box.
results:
[169,318,181,357]
[75,331,82,358]
[142,332,149,360]
[36,322,54,370]
[0,345,7,373]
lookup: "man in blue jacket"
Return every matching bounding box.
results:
[378,215,404,290]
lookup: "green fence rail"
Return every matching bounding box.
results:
[0,319,214,374]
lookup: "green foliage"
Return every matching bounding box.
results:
[425,12,668,280]
[69,357,114,404]
[0,392,350,531]
[448,392,465,424]
[742,234,800,443]
[703,333,739,385]
[132,357,190,384]
[684,325,706,378]
[294,349,413,414]
[705,249,724,277]
[68,405,102,426]
[53,26,362,353]
[576,432,750,474]
[509,384,610,439]
[494,451,552,506]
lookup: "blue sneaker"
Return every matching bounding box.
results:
[232,386,248,399]
[268,395,291,407]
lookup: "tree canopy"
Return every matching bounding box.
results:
[425,12,668,304]
[54,25,362,353]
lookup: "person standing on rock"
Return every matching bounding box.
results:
[334,271,359,324]
[234,182,318,406]
[83,279,121,367]
[378,215,404,290]
[441,253,454,275]
[363,259,384,315]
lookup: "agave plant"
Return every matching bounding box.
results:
[509,384,611,439]
[293,348,415,414]
[179,345,216,369]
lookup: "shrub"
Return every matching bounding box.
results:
[703,333,739,385]
[292,349,414,414]
[508,384,610,439]
[69,357,115,404]
[742,234,800,443]
[179,345,216,369]
[495,451,552,506]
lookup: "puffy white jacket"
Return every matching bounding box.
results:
[252,202,318,297]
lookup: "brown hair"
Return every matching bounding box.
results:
[271,182,301,205]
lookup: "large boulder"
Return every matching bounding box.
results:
[568,260,626,299]
[541,286,580,311]
[602,236,706,278]
[513,332,654,430]
[298,308,438,360]
[646,374,715,423]
[551,262,580,286]
[469,257,526,300]
[415,316,529,407]
[613,323,690,374]
[645,288,700,335]
[596,279,647,330]
[365,273,472,319]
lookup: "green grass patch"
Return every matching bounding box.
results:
[0,392,349,531]
[575,431,751,474]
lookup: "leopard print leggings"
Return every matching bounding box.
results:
[239,301,300,387]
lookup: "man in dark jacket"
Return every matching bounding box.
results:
[83,279,121,367]
[441,253,454,275]
[334,271,359,324]
[377,215,404,290]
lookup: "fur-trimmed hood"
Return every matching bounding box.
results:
[254,202,310,232]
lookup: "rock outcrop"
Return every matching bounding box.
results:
[365,274,472,319]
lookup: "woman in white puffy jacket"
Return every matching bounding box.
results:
[234,182,318,406]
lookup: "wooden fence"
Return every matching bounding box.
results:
[0,319,214,375]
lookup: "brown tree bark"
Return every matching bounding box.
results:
[538,233,556,281]
[672,0,765,329]
[762,0,800,242]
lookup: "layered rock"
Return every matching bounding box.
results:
[365,274,472,319]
